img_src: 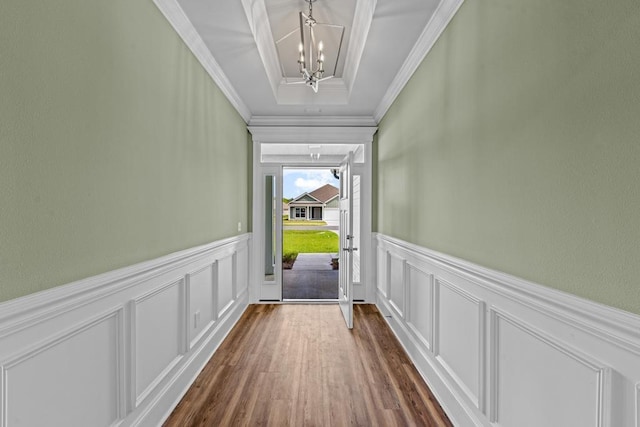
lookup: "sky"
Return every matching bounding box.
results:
[283,168,339,199]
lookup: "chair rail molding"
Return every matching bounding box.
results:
[375,232,640,427]
[0,234,251,427]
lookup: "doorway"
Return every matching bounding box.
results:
[249,127,376,306]
[282,168,340,300]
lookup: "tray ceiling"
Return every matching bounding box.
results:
[167,0,462,125]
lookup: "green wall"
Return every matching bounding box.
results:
[0,0,249,302]
[377,0,640,314]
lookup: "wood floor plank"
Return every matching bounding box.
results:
[164,304,452,427]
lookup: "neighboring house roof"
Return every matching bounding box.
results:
[308,184,339,204]
[289,184,339,206]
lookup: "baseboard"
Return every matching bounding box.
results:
[0,234,251,427]
[377,295,481,426]
[375,233,640,427]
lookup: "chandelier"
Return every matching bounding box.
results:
[276,0,345,93]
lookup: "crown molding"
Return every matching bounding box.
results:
[240,0,282,99]
[373,0,465,123]
[152,0,252,122]
[342,0,377,94]
[248,126,377,144]
[249,115,377,127]
[241,0,373,107]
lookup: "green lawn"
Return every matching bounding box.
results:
[283,220,327,226]
[283,230,339,267]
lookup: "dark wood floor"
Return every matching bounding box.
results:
[164,304,452,427]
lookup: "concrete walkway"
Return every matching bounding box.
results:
[283,253,339,299]
[291,253,335,270]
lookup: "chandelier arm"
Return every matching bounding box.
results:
[317,23,344,28]
[299,12,306,71]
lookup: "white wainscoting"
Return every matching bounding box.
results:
[636,382,640,427]
[375,233,640,427]
[0,234,251,427]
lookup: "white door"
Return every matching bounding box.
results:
[338,152,354,328]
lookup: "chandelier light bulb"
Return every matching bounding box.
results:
[276,0,344,93]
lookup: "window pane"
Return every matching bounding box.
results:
[264,175,275,281]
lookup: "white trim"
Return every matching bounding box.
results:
[636,382,640,427]
[0,366,5,427]
[375,232,640,426]
[342,0,377,93]
[211,261,220,322]
[248,115,378,127]
[387,253,405,318]
[0,235,249,336]
[373,0,465,123]
[232,252,238,300]
[152,0,251,122]
[185,263,218,350]
[434,278,486,410]
[248,126,377,144]
[240,0,374,106]
[1,308,126,427]
[240,0,282,99]
[489,308,612,426]
[376,234,640,352]
[130,291,248,426]
[405,263,434,351]
[252,131,374,303]
[151,0,465,126]
[383,250,390,299]
[376,295,473,426]
[0,235,251,427]
[131,278,186,407]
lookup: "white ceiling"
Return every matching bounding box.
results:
[168,0,461,125]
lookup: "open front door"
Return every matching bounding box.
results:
[338,152,354,328]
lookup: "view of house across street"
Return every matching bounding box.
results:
[282,169,340,299]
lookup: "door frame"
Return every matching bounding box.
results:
[248,126,377,303]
